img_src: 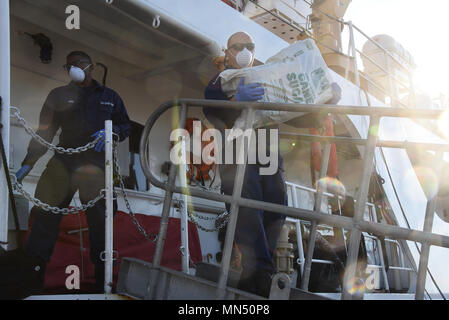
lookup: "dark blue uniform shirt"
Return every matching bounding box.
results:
[22,80,131,168]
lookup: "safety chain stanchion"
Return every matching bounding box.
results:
[10,107,101,154]
[112,140,158,243]
[179,135,191,274]
[104,120,114,295]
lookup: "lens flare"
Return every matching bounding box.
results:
[316,177,346,200]
[345,277,366,296]
[438,109,449,140]
[369,125,379,137]
[279,139,296,154]
[405,166,439,199]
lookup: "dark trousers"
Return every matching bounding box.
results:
[25,155,117,271]
[220,163,287,281]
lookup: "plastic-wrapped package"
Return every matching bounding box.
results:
[219,39,333,130]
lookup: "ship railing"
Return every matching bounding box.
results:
[244,0,419,108]
[303,0,417,108]
[286,181,414,293]
[139,98,449,300]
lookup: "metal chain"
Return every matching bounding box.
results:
[113,142,158,243]
[178,200,229,233]
[11,175,105,215]
[179,161,227,232]
[10,107,101,154]
[185,165,221,192]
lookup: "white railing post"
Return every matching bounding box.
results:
[415,151,444,300]
[179,135,190,274]
[104,120,114,294]
[289,185,305,277]
[0,0,10,249]
[348,21,361,88]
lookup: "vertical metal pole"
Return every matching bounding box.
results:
[104,120,114,294]
[0,0,10,249]
[348,21,361,88]
[147,105,188,299]
[390,241,402,290]
[407,71,416,108]
[300,143,331,290]
[179,136,190,274]
[341,116,380,300]
[376,238,390,291]
[371,205,390,291]
[291,186,305,276]
[336,197,348,254]
[216,108,255,299]
[415,151,443,300]
[152,163,176,268]
[385,52,398,107]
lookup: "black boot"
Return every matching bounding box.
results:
[0,249,46,300]
[237,269,256,295]
[252,269,273,298]
[94,264,105,293]
[237,268,273,298]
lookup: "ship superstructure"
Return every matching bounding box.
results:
[0,0,448,300]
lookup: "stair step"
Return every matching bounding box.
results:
[195,262,241,288]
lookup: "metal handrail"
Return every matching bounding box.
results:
[358,73,410,109]
[286,182,394,284]
[363,234,412,271]
[250,0,416,108]
[300,0,413,73]
[349,23,414,73]
[139,98,449,300]
[287,181,396,290]
[356,49,411,91]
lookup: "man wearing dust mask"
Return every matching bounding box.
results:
[4,51,130,298]
[203,32,287,298]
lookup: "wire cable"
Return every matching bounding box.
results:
[378,147,446,299]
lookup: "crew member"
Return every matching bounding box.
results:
[204,32,287,297]
[13,50,130,295]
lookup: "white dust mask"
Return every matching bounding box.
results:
[69,64,91,83]
[235,48,253,68]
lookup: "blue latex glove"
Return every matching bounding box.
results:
[16,165,31,183]
[326,82,342,105]
[235,78,265,101]
[91,130,106,152]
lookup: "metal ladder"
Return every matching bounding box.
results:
[286,182,393,292]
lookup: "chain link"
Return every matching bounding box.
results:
[178,161,227,232]
[11,175,105,215]
[11,103,220,237]
[113,142,158,243]
[178,200,229,233]
[10,107,101,155]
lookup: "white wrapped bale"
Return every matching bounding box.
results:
[219,39,333,130]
